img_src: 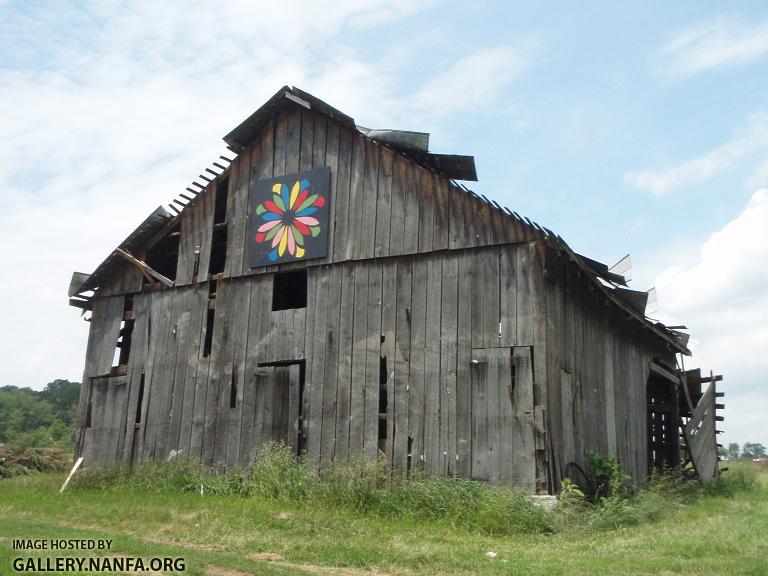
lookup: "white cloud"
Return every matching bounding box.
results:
[624,113,768,196]
[652,189,768,445]
[0,1,533,390]
[410,44,536,122]
[659,15,768,77]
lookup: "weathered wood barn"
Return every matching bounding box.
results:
[70,86,722,493]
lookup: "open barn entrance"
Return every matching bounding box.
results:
[257,361,306,455]
[646,368,680,474]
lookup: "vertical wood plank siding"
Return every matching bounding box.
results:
[77,106,673,492]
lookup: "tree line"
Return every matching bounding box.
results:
[0,380,80,450]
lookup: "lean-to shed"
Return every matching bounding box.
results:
[70,86,723,492]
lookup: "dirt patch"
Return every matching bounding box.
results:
[249,552,284,561]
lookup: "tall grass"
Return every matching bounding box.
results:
[72,443,762,536]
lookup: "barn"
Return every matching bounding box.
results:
[69,86,722,493]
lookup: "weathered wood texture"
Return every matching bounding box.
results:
[542,247,676,489]
[79,244,542,489]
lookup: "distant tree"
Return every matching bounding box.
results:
[742,443,767,459]
[726,442,740,461]
[39,379,80,426]
[0,380,80,449]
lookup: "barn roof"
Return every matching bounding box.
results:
[69,86,691,355]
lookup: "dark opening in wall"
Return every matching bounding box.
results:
[229,370,237,409]
[203,307,215,358]
[144,222,180,283]
[272,270,307,310]
[111,296,135,375]
[208,176,229,276]
[378,356,388,452]
[214,176,229,224]
[134,372,145,424]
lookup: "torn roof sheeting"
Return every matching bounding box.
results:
[73,206,174,295]
[224,86,478,181]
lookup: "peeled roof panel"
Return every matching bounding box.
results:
[420,153,478,181]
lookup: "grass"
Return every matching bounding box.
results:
[0,448,766,575]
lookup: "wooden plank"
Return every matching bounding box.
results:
[175,208,193,285]
[85,295,124,378]
[516,244,534,345]
[470,348,489,481]
[408,258,427,472]
[348,263,369,457]
[402,161,420,255]
[332,127,354,263]
[245,120,276,276]
[483,247,500,348]
[381,259,397,467]
[470,249,485,349]
[224,152,250,278]
[433,177,449,251]
[188,291,213,462]
[455,251,473,477]
[423,256,441,474]
[417,169,434,253]
[321,265,344,467]
[225,279,253,467]
[360,139,379,260]
[440,256,459,475]
[201,280,229,466]
[363,262,383,459]
[307,266,329,468]
[447,184,465,250]
[392,259,412,474]
[240,275,270,465]
[512,346,535,491]
[345,133,366,261]
[212,279,238,467]
[175,287,206,460]
[388,155,407,256]
[499,246,517,347]
[196,185,215,281]
[119,294,150,463]
[374,147,394,258]
[140,290,175,461]
[272,112,288,178]
[312,113,328,170]
[485,348,503,484]
[163,288,195,458]
[323,117,339,264]
[334,264,355,462]
[299,109,315,171]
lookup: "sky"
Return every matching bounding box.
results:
[0,1,765,449]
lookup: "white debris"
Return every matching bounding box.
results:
[485,551,497,558]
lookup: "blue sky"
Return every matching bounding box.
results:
[1,1,766,448]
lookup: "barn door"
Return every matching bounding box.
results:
[470,347,535,490]
[257,362,305,455]
[80,375,129,466]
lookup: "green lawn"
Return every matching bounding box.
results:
[1,465,766,575]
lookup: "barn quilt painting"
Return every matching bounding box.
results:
[248,167,331,267]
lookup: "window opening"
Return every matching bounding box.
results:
[208,176,229,276]
[272,270,307,310]
[112,296,135,375]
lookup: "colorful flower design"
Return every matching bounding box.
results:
[254,178,326,262]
